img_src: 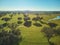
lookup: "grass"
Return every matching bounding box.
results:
[0,13,60,45]
[19,26,49,45]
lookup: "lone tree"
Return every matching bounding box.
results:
[24,21,32,27]
[41,27,55,45]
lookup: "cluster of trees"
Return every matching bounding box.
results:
[41,27,60,45]
[1,14,58,28]
[47,22,58,28]
[0,29,22,45]
[23,14,43,27]
[0,23,22,45]
[2,17,11,22]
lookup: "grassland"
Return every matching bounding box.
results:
[0,13,60,45]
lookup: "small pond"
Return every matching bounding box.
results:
[48,16,60,21]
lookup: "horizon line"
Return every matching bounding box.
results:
[0,10,60,11]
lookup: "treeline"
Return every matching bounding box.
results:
[0,11,60,15]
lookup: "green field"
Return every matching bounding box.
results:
[0,13,60,45]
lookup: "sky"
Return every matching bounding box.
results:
[0,0,60,11]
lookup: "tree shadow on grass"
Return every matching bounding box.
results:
[18,17,22,20]
[17,21,22,24]
[39,20,46,24]
[33,23,42,27]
